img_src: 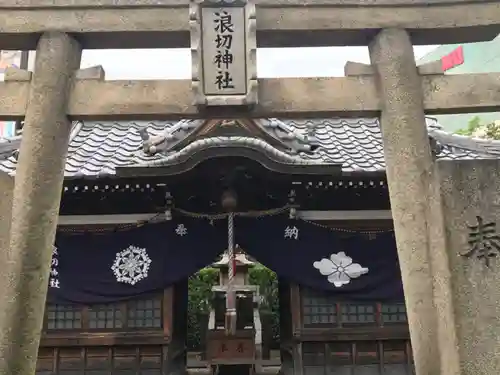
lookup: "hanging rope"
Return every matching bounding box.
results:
[173,204,293,220]
[298,218,394,234]
[225,212,237,335]
[227,212,235,284]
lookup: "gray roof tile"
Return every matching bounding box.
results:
[0,118,498,178]
[0,135,21,161]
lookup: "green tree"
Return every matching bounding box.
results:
[186,264,281,351]
[248,264,280,348]
[455,116,500,140]
[187,268,219,350]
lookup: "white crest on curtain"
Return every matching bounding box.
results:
[313,252,368,287]
[111,245,152,285]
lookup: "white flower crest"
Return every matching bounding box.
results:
[111,245,152,285]
[313,252,368,287]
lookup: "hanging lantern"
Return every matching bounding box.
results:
[221,189,238,212]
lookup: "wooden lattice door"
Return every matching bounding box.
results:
[36,292,174,375]
[298,287,414,375]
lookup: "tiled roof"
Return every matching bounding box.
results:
[0,118,498,178]
[0,135,21,161]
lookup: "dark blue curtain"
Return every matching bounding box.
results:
[49,214,402,304]
[49,218,225,304]
[236,216,403,301]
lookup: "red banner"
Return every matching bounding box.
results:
[441,46,464,72]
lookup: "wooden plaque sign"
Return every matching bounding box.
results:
[207,332,255,364]
[190,0,258,106]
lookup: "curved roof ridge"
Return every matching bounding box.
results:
[397,116,500,157]
[132,135,323,167]
[0,134,22,162]
[139,119,204,154]
[68,121,84,143]
[1,121,83,162]
[255,118,320,153]
[428,127,500,156]
[0,134,22,144]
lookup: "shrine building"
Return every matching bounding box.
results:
[1,117,499,375]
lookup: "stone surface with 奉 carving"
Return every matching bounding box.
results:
[430,159,500,375]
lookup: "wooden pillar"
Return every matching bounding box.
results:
[369,29,440,375]
[0,32,81,374]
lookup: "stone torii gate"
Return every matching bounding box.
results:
[0,1,500,374]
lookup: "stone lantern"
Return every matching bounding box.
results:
[205,248,262,373]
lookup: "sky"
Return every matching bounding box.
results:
[77,46,438,79]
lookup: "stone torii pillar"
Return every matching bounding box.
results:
[369,29,440,375]
[0,32,82,374]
